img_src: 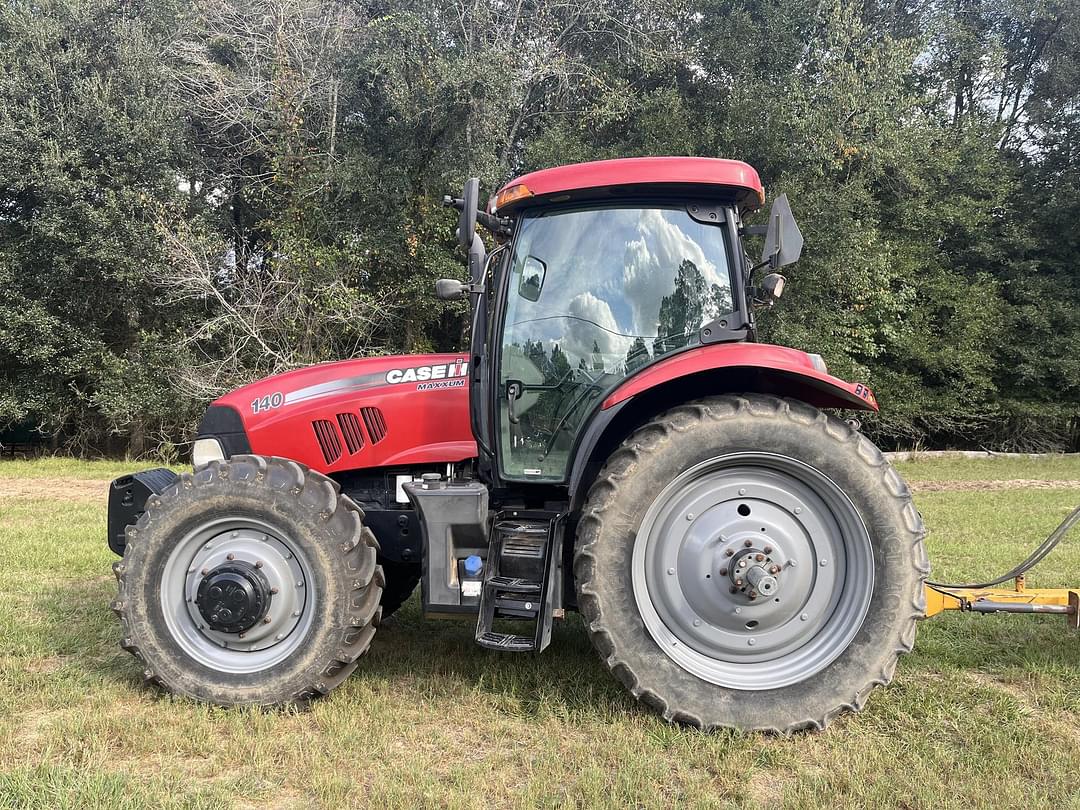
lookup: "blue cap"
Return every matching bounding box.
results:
[463,555,484,577]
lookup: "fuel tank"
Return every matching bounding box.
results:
[207,353,477,474]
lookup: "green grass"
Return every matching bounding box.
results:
[894,454,1080,482]
[1,458,1079,808]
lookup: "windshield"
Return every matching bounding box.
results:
[497,203,735,482]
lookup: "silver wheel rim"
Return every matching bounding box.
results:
[632,452,874,691]
[159,516,315,674]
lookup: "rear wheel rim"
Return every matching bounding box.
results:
[632,452,874,691]
[159,516,315,674]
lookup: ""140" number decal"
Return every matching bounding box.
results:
[251,392,284,414]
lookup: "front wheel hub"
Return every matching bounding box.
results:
[196,562,272,633]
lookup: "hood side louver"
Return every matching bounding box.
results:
[312,419,342,465]
[337,412,365,455]
[361,407,387,443]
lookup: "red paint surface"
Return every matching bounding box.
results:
[495,157,765,211]
[601,343,879,412]
[214,354,476,475]
[211,344,875,476]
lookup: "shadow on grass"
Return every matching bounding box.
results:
[23,579,631,718]
[26,578,1080,717]
[911,610,1080,672]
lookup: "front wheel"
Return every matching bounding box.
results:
[112,455,383,706]
[574,395,928,733]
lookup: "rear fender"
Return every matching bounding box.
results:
[567,343,878,509]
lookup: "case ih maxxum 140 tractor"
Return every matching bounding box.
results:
[108,157,1080,733]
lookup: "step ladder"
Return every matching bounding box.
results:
[475,510,563,653]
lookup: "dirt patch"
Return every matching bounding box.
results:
[909,479,1080,493]
[0,478,111,502]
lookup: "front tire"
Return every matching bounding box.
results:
[112,455,383,706]
[574,395,927,733]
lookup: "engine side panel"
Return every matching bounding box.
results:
[211,354,477,474]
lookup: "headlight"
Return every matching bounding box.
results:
[192,437,226,468]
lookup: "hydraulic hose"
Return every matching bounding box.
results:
[927,504,1080,590]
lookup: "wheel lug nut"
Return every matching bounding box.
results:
[743,539,753,547]
[724,549,734,557]
[263,616,272,624]
[719,567,728,576]
[255,560,264,568]
[200,568,209,576]
[270,587,279,594]
[755,553,764,562]
[770,565,780,575]
[226,553,235,561]
[764,546,773,554]
[729,586,738,594]
[735,578,743,586]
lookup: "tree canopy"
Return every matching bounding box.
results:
[1,0,1078,455]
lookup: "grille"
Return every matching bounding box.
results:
[361,407,387,443]
[336,412,365,454]
[311,419,342,465]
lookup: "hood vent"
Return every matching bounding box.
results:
[336,412,365,454]
[361,407,387,443]
[312,419,342,465]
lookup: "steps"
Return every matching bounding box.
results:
[475,511,562,653]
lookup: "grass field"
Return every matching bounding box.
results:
[1,457,1079,808]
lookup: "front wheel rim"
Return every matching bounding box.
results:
[632,452,874,691]
[159,516,316,674]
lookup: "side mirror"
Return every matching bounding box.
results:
[435,278,469,300]
[517,256,546,302]
[458,178,479,249]
[760,273,785,302]
[761,194,803,270]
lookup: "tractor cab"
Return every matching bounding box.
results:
[441,158,803,490]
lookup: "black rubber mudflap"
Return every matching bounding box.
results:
[107,468,179,555]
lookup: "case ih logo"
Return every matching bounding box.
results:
[385,360,468,387]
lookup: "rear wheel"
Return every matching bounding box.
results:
[574,395,927,733]
[113,455,383,706]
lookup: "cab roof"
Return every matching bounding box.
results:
[492,156,765,214]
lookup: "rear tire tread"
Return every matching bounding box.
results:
[574,394,927,734]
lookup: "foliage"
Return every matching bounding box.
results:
[0,0,1077,453]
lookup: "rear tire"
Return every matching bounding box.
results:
[574,395,927,733]
[112,455,383,706]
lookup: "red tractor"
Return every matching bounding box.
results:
[107,156,931,733]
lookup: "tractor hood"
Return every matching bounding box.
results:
[200,354,477,474]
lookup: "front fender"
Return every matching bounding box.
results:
[601,343,878,413]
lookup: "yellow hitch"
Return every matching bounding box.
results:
[924,505,1080,629]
